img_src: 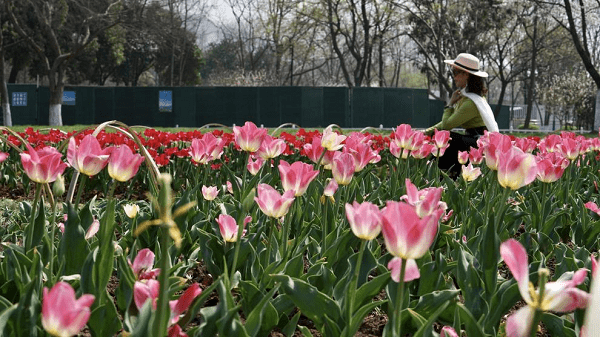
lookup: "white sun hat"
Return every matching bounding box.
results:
[444,53,488,78]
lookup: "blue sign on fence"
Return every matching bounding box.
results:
[12,92,27,106]
[63,91,76,105]
[159,90,172,112]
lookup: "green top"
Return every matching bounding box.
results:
[426,96,486,134]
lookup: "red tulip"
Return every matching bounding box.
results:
[42,282,95,337]
[278,160,319,196]
[20,144,67,184]
[169,283,202,325]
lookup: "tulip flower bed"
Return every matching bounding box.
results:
[0,120,599,337]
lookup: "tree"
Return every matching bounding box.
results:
[0,17,12,126]
[5,0,122,125]
[551,0,600,130]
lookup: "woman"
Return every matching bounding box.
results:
[425,53,498,178]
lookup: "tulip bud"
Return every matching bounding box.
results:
[52,174,65,196]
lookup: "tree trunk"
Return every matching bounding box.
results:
[0,20,11,126]
[524,16,538,129]
[48,67,65,126]
[594,88,600,132]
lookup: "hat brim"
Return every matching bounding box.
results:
[444,60,488,78]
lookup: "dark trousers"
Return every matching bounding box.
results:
[438,127,486,177]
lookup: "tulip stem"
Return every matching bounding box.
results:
[153,226,172,337]
[24,183,42,252]
[322,196,329,258]
[74,174,88,207]
[48,192,58,283]
[347,240,367,327]
[529,270,548,337]
[393,257,407,337]
[229,213,247,281]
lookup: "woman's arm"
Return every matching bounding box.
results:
[439,98,479,130]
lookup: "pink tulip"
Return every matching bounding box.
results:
[201,185,219,201]
[169,283,202,325]
[401,179,446,218]
[535,152,569,183]
[233,121,267,152]
[134,279,160,310]
[388,257,420,282]
[558,137,581,161]
[67,135,111,177]
[257,135,287,159]
[389,141,402,159]
[216,214,251,242]
[496,146,538,190]
[392,124,415,150]
[0,152,8,163]
[538,134,561,153]
[411,143,435,159]
[479,132,512,170]
[457,151,469,165]
[513,137,537,153]
[345,201,382,240]
[584,201,600,216]
[41,282,95,337]
[461,163,482,182]
[168,324,187,337]
[278,160,319,196]
[303,136,334,166]
[188,133,226,164]
[255,183,295,218]
[323,179,338,198]
[129,248,160,280]
[433,129,450,148]
[247,155,265,176]
[501,239,589,337]
[344,142,380,172]
[331,152,356,185]
[440,326,459,337]
[225,181,234,194]
[107,145,144,182]
[85,219,100,240]
[468,147,484,165]
[20,143,67,183]
[381,200,444,260]
[321,125,346,151]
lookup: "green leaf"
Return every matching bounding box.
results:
[413,301,450,337]
[130,300,153,337]
[87,291,123,337]
[456,247,486,319]
[29,197,46,250]
[271,274,341,327]
[244,285,279,337]
[480,219,499,299]
[216,305,250,337]
[411,290,459,320]
[281,311,302,337]
[354,271,390,310]
[94,197,117,298]
[541,313,576,337]
[59,203,90,276]
[456,303,488,337]
[0,303,18,333]
[343,300,387,337]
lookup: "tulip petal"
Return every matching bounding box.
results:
[500,239,532,303]
[506,305,536,337]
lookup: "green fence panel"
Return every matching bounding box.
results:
[62,86,95,125]
[7,84,39,125]
[257,87,279,127]
[276,87,302,127]
[352,88,384,128]
[323,87,348,127]
[113,88,137,126]
[491,104,510,129]
[232,87,259,125]
[383,88,412,128]
[174,87,196,127]
[197,87,226,126]
[94,88,115,124]
[412,89,431,128]
[37,87,50,125]
[301,87,323,127]
[428,100,445,129]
